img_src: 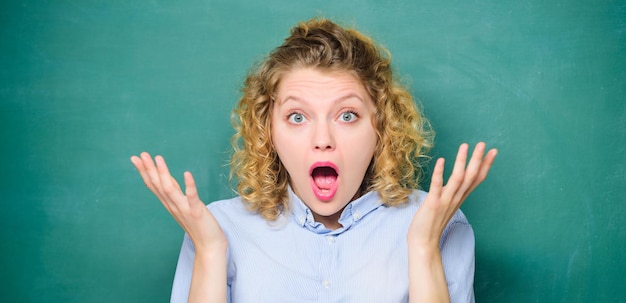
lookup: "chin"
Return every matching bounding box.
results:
[314,207,343,217]
[311,197,348,215]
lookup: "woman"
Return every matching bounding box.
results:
[131,18,497,303]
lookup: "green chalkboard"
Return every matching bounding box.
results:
[1,1,624,302]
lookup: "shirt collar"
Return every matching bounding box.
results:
[288,186,383,235]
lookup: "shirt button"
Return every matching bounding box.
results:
[322,280,331,288]
[353,212,362,220]
[298,217,305,225]
[326,236,335,244]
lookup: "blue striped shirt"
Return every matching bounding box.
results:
[171,189,475,302]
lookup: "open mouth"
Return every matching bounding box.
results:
[309,162,339,201]
[311,166,338,190]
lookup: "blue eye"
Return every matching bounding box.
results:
[340,111,357,122]
[288,112,306,124]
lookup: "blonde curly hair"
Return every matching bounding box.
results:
[230,18,433,221]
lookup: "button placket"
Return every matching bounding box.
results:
[318,233,337,300]
[322,279,331,288]
[326,235,336,244]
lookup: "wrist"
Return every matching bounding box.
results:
[407,241,449,303]
[195,239,228,258]
[408,243,440,261]
[407,233,439,254]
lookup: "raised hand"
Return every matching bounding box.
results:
[131,152,228,302]
[130,152,226,252]
[407,142,497,303]
[408,142,497,248]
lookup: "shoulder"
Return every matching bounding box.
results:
[206,196,278,235]
[206,196,246,214]
[206,196,258,222]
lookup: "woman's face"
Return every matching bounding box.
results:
[271,67,377,229]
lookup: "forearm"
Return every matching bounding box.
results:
[188,244,228,303]
[408,244,450,303]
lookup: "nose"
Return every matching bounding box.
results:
[313,121,335,151]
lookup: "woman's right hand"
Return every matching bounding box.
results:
[132,152,227,302]
[130,152,227,253]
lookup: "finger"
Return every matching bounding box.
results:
[441,143,469,202]
[130,155,152,188]
[428,158,445,198]
[137,152,167,201]
[465,148,498,195]
[480,148,498,180]
[140,152,162,188]
[184,172,199,202]
[184,171,205,212]
[452,142,486,203]
[171,176,182,192]
[155,155,186,207]
[130,155,142,169]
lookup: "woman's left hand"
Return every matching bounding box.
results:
[408,142,498,249]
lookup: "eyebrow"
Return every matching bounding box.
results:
[279,93,366,106]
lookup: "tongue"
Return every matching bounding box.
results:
[312,167,337,190]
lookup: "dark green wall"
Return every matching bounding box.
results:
[1,1,624,302]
